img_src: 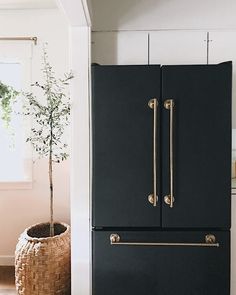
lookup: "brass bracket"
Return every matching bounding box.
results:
[110,234,120,244]
[148,194,158,205]
[205,234,216,244]
[164,195,175,206]
[164,99,175,110]
[148,98,158,109]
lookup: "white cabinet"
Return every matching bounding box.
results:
[92,31,208,65]
[149,31,207,64]
[92,32,148,65]
[208,31,236,128]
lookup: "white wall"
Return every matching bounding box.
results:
[0,8,70,264]
[91,0,236,31]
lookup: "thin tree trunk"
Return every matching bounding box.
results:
[49,151,54,237]
[49,111,54,237]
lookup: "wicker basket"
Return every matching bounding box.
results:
[15,222,71,295]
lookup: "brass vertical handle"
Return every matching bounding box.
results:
[148,98,158,206]
[164,99,175,208]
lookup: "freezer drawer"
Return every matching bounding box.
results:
[92,231,230,295]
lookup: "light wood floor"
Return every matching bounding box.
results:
[0,266,16,294]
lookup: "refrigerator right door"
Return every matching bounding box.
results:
[93,230,230,295]
[161,62,232,228]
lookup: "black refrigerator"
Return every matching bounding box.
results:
[92,62,232,295]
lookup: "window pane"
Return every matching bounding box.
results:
[0,62,26,181]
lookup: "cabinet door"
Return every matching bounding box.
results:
[149,31,207,65]
[92,31,149,65]
[93,230,230,295]
[92,65,161,227]
[161,62,232,228]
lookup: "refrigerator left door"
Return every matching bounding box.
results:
[92,65,161,228]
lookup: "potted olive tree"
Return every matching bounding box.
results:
[15,47,73,295]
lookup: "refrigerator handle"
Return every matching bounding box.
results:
[110,234,219,247]
[148,98,158,207]
[164,99,175,208]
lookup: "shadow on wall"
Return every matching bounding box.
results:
[91,0,162,30]
[92,31,149,65]
[91,0,146,64]
[91,0,236,31]
[90,0,196,66]
[92,32,118,65]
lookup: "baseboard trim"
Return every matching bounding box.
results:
[0,255,14,266]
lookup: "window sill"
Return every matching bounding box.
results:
[0,180,33,190]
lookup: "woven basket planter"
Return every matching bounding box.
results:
[15,222,71,295]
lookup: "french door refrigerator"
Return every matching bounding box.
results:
[92,62,232,295]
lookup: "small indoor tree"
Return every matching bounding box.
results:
[23,47,73,237]
[15,46,73,295]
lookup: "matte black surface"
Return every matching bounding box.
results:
[92,65,161,227]
[93,230,230,295]
[162,62,232,228]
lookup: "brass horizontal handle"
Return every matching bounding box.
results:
[110,234,219,247]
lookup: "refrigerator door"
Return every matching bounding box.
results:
[93,230,230,295]
[92,65,161,227]
[161,62,232,228]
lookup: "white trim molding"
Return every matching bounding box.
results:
[0,255,14,266]
[56,0,91,27]
[57,1,91,295]
[0,181,32,190]
[70,25,91,295]
[0,0,56,10]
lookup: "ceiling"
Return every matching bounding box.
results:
[0,0,57,9]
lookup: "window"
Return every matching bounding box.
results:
[0,42,32,188]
